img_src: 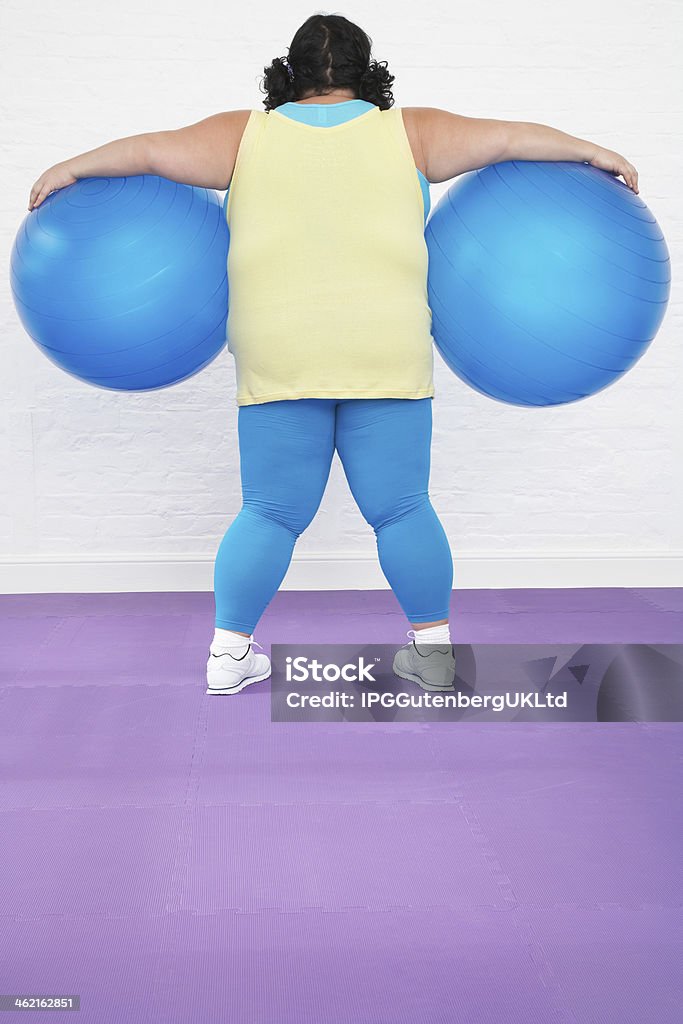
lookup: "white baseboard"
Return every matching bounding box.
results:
[0,550,681,593]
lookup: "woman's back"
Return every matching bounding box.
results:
[223,101,431,225]
[274,100,431,223]
[224,101,435,407]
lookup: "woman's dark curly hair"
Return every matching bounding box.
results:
[260,13,395,112]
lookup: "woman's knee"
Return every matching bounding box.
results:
[240,496,320,539]
[362,492,433,533]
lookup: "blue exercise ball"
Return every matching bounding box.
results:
[425,160,671,407]
[10,176,230,391]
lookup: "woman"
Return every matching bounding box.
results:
[29,14,638,697]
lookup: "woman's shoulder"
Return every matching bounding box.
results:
[395,107,429,181]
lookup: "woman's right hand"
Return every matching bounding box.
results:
[588,146,639,193]
[28,162,78,211]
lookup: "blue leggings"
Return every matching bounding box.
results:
[214,397,453,634]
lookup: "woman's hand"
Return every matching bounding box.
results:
[588,146,639,193]
[28,162,78,211]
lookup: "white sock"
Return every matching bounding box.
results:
[212,628,252,655]
[412,623,451,646]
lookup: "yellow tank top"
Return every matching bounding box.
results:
[225,105,435,407]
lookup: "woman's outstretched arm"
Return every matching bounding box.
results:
[416,107,638,192]
[28,111,247,211]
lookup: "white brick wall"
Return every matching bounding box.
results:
[1,0,681,592]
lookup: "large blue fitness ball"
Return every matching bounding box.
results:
[425,160,671,407]
[10,176,230,391]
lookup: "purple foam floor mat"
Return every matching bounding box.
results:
[0,588,681,1023]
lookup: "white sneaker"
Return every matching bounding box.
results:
[206,638,271,695]
[392,630,456,691]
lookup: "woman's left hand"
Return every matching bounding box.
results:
[588,146,639,193]
[28,162,78,211]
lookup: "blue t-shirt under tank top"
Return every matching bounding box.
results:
[223,99,431,224]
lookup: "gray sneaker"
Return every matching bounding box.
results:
[392,630,456,691]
